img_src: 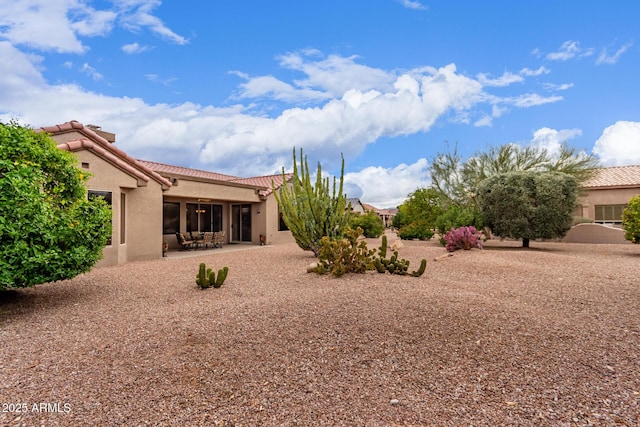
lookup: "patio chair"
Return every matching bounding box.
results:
[175,232,195,250]
[214,231,225,248]
[201,232,214,249]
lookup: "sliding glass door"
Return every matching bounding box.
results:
[231,204,252,242]
[186,203,222,233]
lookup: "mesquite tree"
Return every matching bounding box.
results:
[275,148,350,256]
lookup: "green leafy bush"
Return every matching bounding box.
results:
[349,211,385,238]
[622,195,640,244]
[0,122,112,289]
[397,220,434,240]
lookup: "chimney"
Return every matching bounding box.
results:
[86,124,116,143]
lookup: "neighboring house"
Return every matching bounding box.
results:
[39,121,293,267]
[346,198,366,214]
[576,165,640,226]
[362,203,397,227]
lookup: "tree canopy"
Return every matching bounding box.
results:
[476,171,578,247]
[0,122,112,289]
[431,142,599,206]
[274,148,350,256]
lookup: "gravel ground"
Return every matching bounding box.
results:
[1,233,639,426]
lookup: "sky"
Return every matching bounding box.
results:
[1,1,639,208]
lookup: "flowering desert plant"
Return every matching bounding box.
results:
[444,226,483,252]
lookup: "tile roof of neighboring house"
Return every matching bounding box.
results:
[582,165,640,189]
[39,121,172,190]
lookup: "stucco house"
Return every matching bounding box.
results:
[576,164,640,226]
[39,121,293,267]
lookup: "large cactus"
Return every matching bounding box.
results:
[274,148,350,257]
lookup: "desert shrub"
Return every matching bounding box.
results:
[391,209,407,229]
[622,195,640,244]
[444,226,483,252]
[349,211,385,238]
[397,220,434,240]
[435,205,482,244]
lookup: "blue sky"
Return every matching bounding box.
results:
[1,1,639,207]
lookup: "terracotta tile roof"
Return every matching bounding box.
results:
[231,173,293,196]
[137,159,240,182]
[140,160,293,196]
[42,120,291,197]
[39,121,172,190]
[582,165,640,189]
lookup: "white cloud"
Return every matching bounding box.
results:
[117,0,188,45]
[477,71,523,87]
[543,82,574,91]
[80,63,104,81]
[121,42,150,54]
[474,115,493,127]
[0,42,573,180]
[234,74,331,103]
[506,93,563,108]
[593,121,640,166]
[276,51,395,97]
[596,41,633,65]
[344,159,431,208]
[546,40,594,62]
[399,0,427,10]
[530,127,582,157]
[520,66,550,77]
[0,0,184,53]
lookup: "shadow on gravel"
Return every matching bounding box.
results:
[0,282,99,319]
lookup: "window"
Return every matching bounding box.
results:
[89,190,112,245]
[186,203,222,233]
[594,204,627,224]
[278,209,289,231]
[163,202,180,234]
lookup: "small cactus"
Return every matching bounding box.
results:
[196,262,229,289]
[214,266,228,288]
[411,259,427,277]
[196,263,210,289]
[378,235,387,259]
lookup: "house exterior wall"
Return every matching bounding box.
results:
[577,188,640,220]
[73,150,163,266]
[165,178,262,201]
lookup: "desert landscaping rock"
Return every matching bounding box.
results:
[1,234,639,426]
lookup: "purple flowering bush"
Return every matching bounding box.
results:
[444,226,483,252]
